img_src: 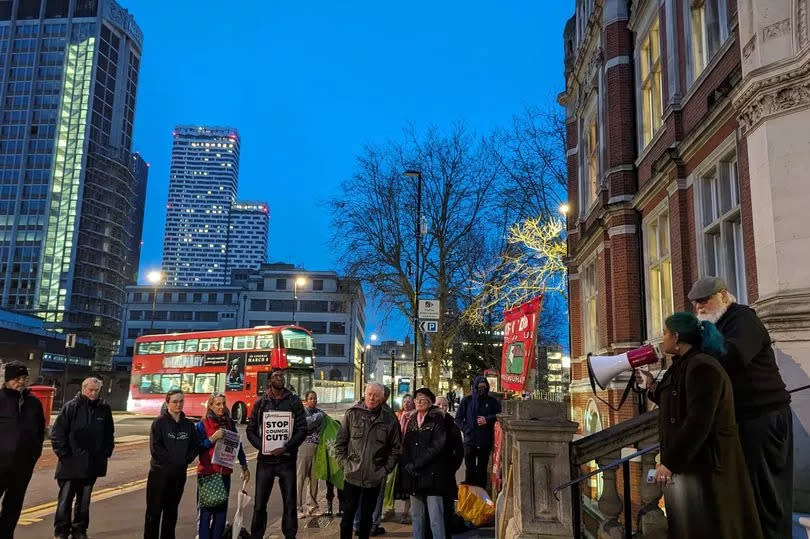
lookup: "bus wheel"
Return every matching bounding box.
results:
[232,402,247,424]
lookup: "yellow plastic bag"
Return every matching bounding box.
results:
[456,484,496,527]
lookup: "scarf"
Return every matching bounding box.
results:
[207,409,234,431]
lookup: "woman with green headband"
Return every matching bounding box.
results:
[640,312,762,538]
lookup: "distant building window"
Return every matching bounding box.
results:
[178,293,187,303]
[329,322,346,334]
[193,293,202,303]
[300,321,327,334]
[196,311,217,322]
[276,278,287,290]
[133,292,143,302]
[300,300,329,313]
[639,15,662,147]
[315,343,327,357]
[312,279,324,291]
[582,259,599,354]
[328,343,345,357]
[645,209,674,339]
[329,301,347,313]
[688,0,728,84]
[250,299,266,311]
[129,310,143,321]
[224,293,233,304]
[162,292,172,302]
[697,154,746,303]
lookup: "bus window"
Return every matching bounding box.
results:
[185,339,199,353]
[148,341,165,354]
[220,336,233,351]
[164,340,184,354]
[137,342,150,355]
[234,335,255,350]
[281,329,313,350]
[199,338,219,352]
[161,374,181,393]
[140,374,160,394]
[181,374,194,393]
[195,374,218,394]
[256,334,274,350]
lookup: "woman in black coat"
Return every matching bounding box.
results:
[639,312,762,539]
[400,388,447,539]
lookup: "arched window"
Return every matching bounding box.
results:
[584,399,604,498]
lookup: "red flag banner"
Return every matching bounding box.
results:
[500,296,542,392]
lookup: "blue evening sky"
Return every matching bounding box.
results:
[127,0,572,341]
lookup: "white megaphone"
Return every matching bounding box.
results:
[587,344,660,390]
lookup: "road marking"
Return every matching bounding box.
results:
[19,450,259,526]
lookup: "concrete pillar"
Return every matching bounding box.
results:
[498,400,579,538]
[734,0,810,513]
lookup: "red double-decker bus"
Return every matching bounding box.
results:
[128,326,314,422]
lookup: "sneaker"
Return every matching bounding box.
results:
[371,526,387,536]
[336,509,344,517]
[325,501,334,517]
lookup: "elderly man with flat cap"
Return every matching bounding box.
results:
[688,276,792,538]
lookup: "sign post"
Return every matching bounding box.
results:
[61,333,76,409]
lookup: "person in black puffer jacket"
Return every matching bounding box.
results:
[400,388,448,539]
[0,362,45,537]
[144,389,199,539]
[50,377,114,539]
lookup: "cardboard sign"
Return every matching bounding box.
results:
[211,429,241,469]
[262,411,292,454]
[500,296,543,392]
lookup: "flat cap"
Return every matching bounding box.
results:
[687,276,728,301]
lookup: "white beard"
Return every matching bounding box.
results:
[696,303,730,325]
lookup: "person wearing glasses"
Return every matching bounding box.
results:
[687,277,792,538]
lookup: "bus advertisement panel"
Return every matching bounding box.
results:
[129,326,314,423]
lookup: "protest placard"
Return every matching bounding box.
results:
[212,429,241,469]
[262,411,292,454]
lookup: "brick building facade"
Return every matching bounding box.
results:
[561,0,810,518]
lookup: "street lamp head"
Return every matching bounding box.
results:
[401,353,406,359]
[295,277,307,287]
[146,270,162,285]
[365,345,371,351]
[403,169,422,179]
[370,333,378,342]
[559,203,570,215]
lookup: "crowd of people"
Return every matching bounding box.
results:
[0,360,496,539]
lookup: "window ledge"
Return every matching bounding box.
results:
[682,37,736,107]
[635,126,668,168]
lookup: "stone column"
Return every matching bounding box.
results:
[499,400,579,538]
[638,437,667,538]
[596,451,624,539]
[734,0,810,512]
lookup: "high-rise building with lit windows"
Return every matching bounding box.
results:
[226,200,268,275]
[162,125,241,287]
[0,0,146,365]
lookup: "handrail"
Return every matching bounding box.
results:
[553,442,661,499]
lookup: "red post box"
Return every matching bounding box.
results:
[28,385,56,428]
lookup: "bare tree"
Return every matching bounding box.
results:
[329,124,498,389]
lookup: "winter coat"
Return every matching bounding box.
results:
[443,410,464,498]
[334,402,401,488]
[51,394,114,480]
[303,406,325,445]
[246,389,306,464]
[400,406,449,497]
[715,302,790,420]
[0,386,45,471]
[651,348,762,539]
[455,377,501,449]
[196,413,247,476]
[149,411,198,473]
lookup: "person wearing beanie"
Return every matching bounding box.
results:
[638,312,762,539]
[400,387,448,539]
[454,375,501,488]
[0,361,46,537]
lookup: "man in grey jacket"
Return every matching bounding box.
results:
[335,383,401,539]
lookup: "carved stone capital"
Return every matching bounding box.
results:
[754,288,810,334]
[735,53,810,133]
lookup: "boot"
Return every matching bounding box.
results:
[325,500,334,517]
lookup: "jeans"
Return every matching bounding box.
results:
[463,445,490,488]
[340,481,381,539]
[144,468,186,539]
[410,495,445,539]
[353,479,383,530]
[296,442,319,511]
[198,474,230,539]
[0,462,35,538]
[250,461,297,539]
[54,478,96,537]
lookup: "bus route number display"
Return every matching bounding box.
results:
[262,411,292,454]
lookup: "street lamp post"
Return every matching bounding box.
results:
[390,349,396,409]
[403,169,423,388]
[292,277,307,324]
[147,270,162,333]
